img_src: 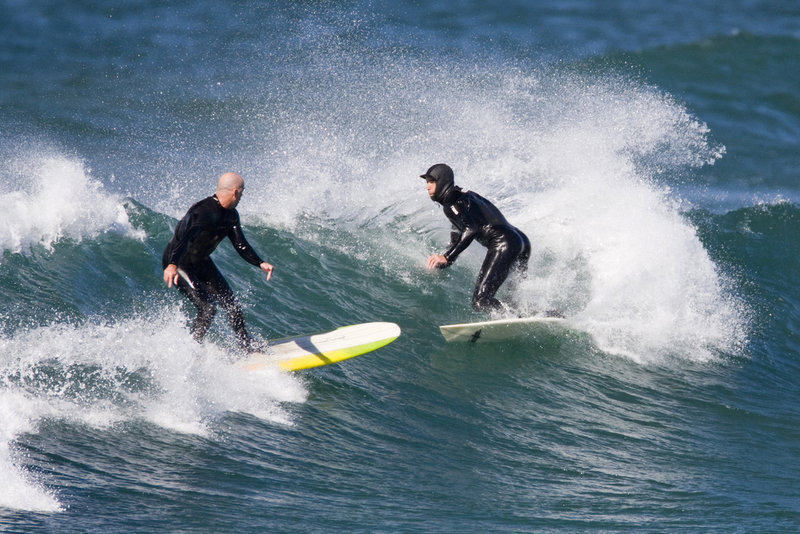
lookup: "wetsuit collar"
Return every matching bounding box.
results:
[437,184,459,204]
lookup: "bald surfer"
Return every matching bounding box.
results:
[162,172,274,351]
[421,163,531,312]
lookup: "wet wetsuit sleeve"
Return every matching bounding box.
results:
[442,201,479,264]
[228,214,264,267]
[164,209,201,267]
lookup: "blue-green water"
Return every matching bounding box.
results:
[2,1,799,531]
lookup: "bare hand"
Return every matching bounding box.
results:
[163,264,179,287]
[426,254,448,269]
[260,262,274,281]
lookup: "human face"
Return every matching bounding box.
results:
[220,184,244,209]
[230,185,244,208]
[426,179,436,198]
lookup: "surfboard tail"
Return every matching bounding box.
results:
[242,322,401,371]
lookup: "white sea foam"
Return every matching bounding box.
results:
[238,60,746,362]
[0,391,62,512]
[0,151,145,255]
[0,310,306,512]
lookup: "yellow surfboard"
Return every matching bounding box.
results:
[241,322,401,372]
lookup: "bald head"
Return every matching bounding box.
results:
[217,172,244,193]
[216,172,245,209]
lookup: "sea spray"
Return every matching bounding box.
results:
[1,149,144,255]
[0,391,62,512]
[236,57,747,361]
[499,74,746,361]
[0,308,306,511]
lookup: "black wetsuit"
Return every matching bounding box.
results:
[162,195,263,349]
[438,186,531,311]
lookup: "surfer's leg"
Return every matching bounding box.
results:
[203,263,253,351]
[513,230,531,276]
[472,249,512,311]
[503,230,531,304]
[472,234,523,312]
[176,276,216,343]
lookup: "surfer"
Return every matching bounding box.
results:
[421,163,530,312]
[162,172,274,351]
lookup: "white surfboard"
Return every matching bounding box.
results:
[439,316,567,343]
[241,321,401,372]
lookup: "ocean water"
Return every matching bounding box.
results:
[1,0,799,531]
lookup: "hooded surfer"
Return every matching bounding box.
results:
[421,163,531,312]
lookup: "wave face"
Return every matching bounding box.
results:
[1,0,799,531]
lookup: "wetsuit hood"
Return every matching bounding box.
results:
[420,163,455,203]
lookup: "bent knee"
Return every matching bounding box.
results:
[197,301,217,319]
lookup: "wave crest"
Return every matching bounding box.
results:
[1,151,145,255]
